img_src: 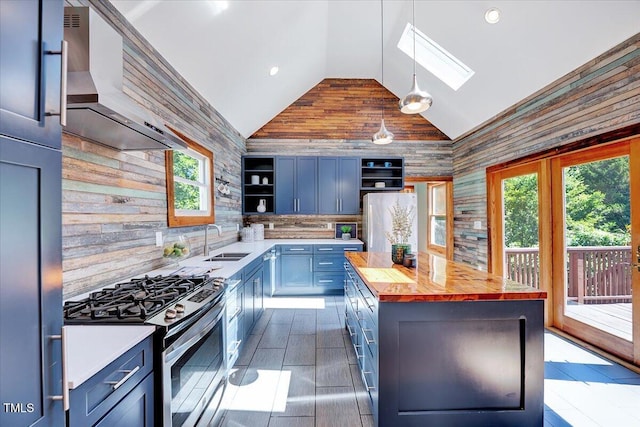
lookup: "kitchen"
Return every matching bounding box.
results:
[1,0,640,426]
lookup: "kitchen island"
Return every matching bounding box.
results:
[344,251,547,427]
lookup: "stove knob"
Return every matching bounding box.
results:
[165,308,177,319]
[175,303,185,313]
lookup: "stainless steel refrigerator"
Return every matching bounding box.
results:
[362,193,418,252]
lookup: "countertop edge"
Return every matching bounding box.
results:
[64,325,156,391]
[346,252,548,302]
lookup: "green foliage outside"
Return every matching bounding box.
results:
[504,157,630,248]
[173,151,201,210]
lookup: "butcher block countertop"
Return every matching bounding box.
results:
[345,251,547,302]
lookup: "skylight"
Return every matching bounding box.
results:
[397,23,474,91]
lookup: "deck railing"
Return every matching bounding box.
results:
[504,246,632,304]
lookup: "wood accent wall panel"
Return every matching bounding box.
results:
[251,79,450,141]
[451,33,640,268]
[61,0,246,298]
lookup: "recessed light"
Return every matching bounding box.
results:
[485,7,501,24]
[269,66,279,76]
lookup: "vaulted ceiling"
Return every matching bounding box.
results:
[110,0,640,141]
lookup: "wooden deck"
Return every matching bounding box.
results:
[565,303,632,342]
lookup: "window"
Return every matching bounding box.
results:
[429,183,447,247]
[165,130,215,227]
[397,23,474,91]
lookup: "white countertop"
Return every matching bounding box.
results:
[64,325,155,390]
[63,238,363,391]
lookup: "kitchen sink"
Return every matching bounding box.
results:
[205,252,251,261]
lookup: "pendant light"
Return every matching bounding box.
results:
[398,0,432,114]
[372,0,394,145]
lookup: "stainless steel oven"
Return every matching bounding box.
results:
[64,274,229,427]
[157,287,226,427]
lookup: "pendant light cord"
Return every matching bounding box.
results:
[412,0,416,76]
[380,0,385,121]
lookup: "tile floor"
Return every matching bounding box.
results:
[216,296,640,427]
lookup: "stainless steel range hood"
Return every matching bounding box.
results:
[63,7,186,151]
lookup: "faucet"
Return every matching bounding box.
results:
[204,224,222,256]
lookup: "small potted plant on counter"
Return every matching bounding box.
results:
[341,225,352,240]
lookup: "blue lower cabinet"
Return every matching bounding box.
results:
[68,337,154,427]
[275,244,363,295]
[94,374,154,427]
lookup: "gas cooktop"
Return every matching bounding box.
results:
[63,274,226,325]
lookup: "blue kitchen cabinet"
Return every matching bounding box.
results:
[1,0,64,150]
[313,244,362,294]
[68,337,154,427]
[276,244,362,295]
[318,157,360,214]
[242,257,264,339]
[226,272,243,369]
[275,156,317,214]
[276,245,314,294]
[0,3,64,424]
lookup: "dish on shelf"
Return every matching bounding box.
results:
[374,181,386,188]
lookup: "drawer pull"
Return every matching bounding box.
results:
[345,320,355,337]
[362,371,376,391]
[318,262,334,265]
[362,328,376,345]
[289,248,306,251]
[353,344,364,359]
[229,308,242,320]
[318,247,333,251]
[228,340,242,357]
[318,280,334,283]
[106,366,140,390]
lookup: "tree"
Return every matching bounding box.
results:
[503,174,538,248]
[173,151,201,210]
[502,156,630,248]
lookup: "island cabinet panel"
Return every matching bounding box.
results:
[275,156,317,214]
[318,157,360,214]
[344,252,545,426]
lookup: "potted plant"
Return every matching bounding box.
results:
[340,225,352,240]
[385,200,415,264]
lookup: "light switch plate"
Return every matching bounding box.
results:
[473,221,482,230]
[155,231,163,247]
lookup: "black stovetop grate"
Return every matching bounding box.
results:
[63,274,214,323]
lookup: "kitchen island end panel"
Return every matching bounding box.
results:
[344,251,546,426]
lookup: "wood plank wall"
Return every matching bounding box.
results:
[452,33,640,268]
[247,78,452,233]
[245,138,453,233]
[252,78,449,141]
[61,0,246,298]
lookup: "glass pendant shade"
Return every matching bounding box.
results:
[372,119,393,145]
[399,74,432,114]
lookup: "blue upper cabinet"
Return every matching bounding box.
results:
[0,2,64,427]
[275,156,317,214]
[0,0,64,149]
[318,157,360,214]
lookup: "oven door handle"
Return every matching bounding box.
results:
[165,309,223,365]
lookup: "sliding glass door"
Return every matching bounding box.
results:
[489,137,639,364]
[552,139,639,363]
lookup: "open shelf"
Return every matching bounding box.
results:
[360,157,404,190]
[243,156,275,214]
